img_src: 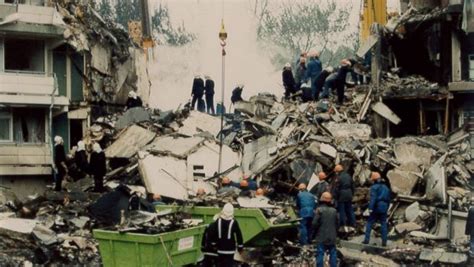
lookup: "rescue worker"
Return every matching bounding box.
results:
[313,66,334,100]
[334,59,352,105]
[207,203,244,266]
[294,57,307,90]
[74,140,89,179]
[204,75,215,114]
[255,188,265,197]
[282,63,296,99]
[310,172,330,201]
[191,75,205,110]
[363,172,390,246]
[196,188,206,198]
[242,175,258,191]
[90,143,106,192]
[217,177,238,195]
[53,136,68,191]
[465,196,474,258]
[201,217,218,266]
[239,180,252,197]
[296,183,316,245]
[313,192,338,267]
[304,51,322,99]
[125,90,143,110]
[231,84,244,105]
[334,164,355,226]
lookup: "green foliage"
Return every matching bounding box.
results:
[256,0,356,67]
[151,3,195,46]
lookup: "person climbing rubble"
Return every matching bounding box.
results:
[313,66,334,100]
[90,143,106,192]
[242,175,258,191]
[53,135,68,191]
[217,177,239,195]
[334,164,355,227]
[296,183,316,245]
[313,192,338,267]
[125,90,143,110]
[310,172,330,201]
[239,180,253,198]
[363,171,390,247]
[466,196,474,258]
[207,203,244,266]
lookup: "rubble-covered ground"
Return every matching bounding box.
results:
[1,78,473,265]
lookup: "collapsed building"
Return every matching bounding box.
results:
[0,0,150,196]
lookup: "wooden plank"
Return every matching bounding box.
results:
[371,102,401,125]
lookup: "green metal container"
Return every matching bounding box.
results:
[93,225,206,267]
[155,205,298,246]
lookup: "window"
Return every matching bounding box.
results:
[469,55,474,81]
[4,38,45,73]
[13,108,45,143]
[0,109,12,142]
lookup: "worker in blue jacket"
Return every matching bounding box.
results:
[304,51,322,100]
[296,183,316,245]
[363,172,391,246]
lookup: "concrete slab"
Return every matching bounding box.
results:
[178,111,221,137]
[320,143,337,158]
[149,136,205,158]
[387,169,418,195]
[105,125,156,158]
[394,222,422,234]
[371,102,401,125]
[0,218,37,234]
[419,248,468,264]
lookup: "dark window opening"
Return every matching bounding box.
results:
[12,108,45,143]
[4,39,45,73]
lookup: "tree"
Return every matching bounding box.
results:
[115,0,140,28]
[151,3,195,46]
[256,0,356,67]
[97,0,114,20]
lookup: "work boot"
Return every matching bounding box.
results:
[362,240,369,245]
[381,242,387,247]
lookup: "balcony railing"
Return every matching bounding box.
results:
[0,71,56,95]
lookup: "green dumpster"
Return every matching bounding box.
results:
[93,225,206,267]
[155,205,298,246]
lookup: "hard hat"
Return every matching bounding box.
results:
[240,180,249,187]
[318,172,327,180]
[341,59,352,67]
[221,203,234,220]
[300,57,306,63]
[256,188,264,196]
[320,192,332,202]
[284,62,291,68]
[197,188,205,195]
[153,194,161,200]
[222,177,230,184]
[325,66,334,73]
[334,164,343,172]
[371,172,381,181]
[298,183,307,190]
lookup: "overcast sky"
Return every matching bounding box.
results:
[148,0,401,110]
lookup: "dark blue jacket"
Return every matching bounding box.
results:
[296,191,316,218]
[368,181,391,214]
[304,58,322,81]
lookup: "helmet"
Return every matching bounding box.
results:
[320,192,332,202]
[318,172,327,180]
[197,188,205,195]
[371,172,381,181]
[334,164,343,172]
[298,183,307,190]
[240,180,249,188]
[153,194,161,200]
[256,188,264,196]
[222,177,230,184]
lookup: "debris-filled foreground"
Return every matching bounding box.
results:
[1,78,473,265]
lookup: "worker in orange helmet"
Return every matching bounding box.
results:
[242,175,258,190]
[310,171,330,201]
[255,188,264,197]
[296,183,316,245]
[217,177,236,195]
[313,192,338,267]
[334,164,355,227]
[363,171,391,247]
[239,180,252,197]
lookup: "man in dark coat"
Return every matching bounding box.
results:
[310,172,330,201]
[465,196,474,257]
[296,183,316,245]
[201,220,218,266]
[54,136,68,191]
[282,63,296,99]
[334,165,355,226]
[125,91,143,110]
[204,75,215,114]
[304,52,322,99]
[90,143,106,192]
[294,57,307,90]
[231,85,244,104]
[74,140,89,180]
[313,192,338,267]
[191,75,205,110]
[363,172,391,246]
[313,67,334,100]
[334,59,351,104]
[207,203,244,266]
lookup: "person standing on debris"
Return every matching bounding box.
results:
[201,217,218,266]
[90,143,106,192]
[207,203,244,266]
[217,177,237,195]
[239,180,253,198]
[125,90,143,110]
[334,165,356,227]
[466,196,474,258]
[204,75,215,114]
[282,63,296,99]
[231,84,244,104]
[294,57,307,90]
[310,172,330,201]
[191,75,205,111]
[53,136,68,191]
[334,59,352,105]
[304,51,322,100]
[313,66,334,100]
[243,175,258,191]
[74,140,89,179]
[313,192,338,267]
[363,172,390,246]
[296,183,316,245]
